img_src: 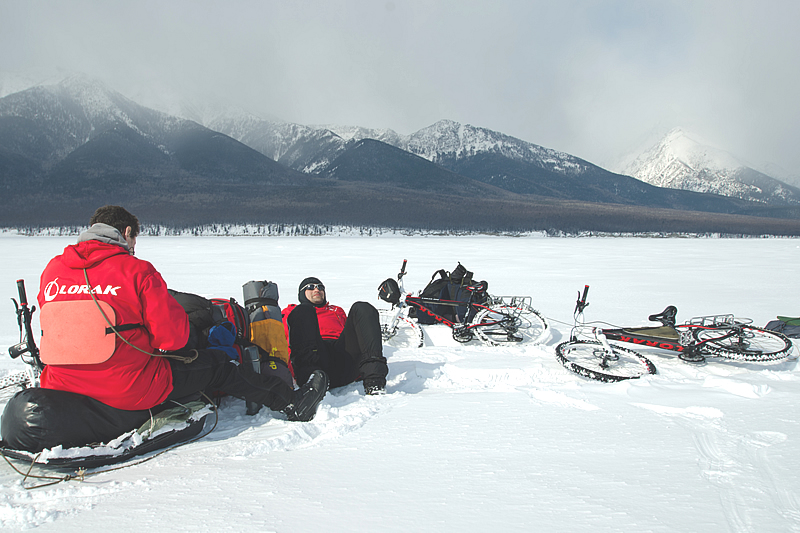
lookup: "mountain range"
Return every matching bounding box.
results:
[1,74,799,235]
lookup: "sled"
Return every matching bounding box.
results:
[0,388,213,472]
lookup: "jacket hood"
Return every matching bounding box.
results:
[62,224,131,269]
[77,223,130,250]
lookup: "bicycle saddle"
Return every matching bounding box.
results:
[648,305,677,327]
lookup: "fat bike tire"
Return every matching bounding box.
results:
[473,304,549,346]
[378,309,424,348]
[556,340,657,383]
[0,371,33,404]
[692,325,793,362]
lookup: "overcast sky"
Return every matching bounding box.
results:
[1,0,798,176]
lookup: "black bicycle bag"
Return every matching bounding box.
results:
[378,278,401,305]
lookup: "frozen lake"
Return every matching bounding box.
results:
[1,234,798,531]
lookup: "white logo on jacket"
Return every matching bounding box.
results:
[43,278,122,302]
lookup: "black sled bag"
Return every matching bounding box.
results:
[1,388,153,453]
[0,388,209,469]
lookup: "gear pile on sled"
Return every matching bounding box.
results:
[0,278,288,472]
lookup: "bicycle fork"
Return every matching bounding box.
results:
[593,329,619,370]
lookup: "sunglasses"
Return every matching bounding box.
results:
[302,283,325,292]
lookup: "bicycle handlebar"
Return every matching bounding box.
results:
[17,279,28,306]
[398,259,407,280]
[11,279,43,369]
[575,285,590,314]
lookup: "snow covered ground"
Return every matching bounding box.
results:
[1,234,799,532]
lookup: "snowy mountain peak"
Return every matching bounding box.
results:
[655,128,742,173]
[623,127,744,187]
[402,120,584,175]
[314,124,402,145]
[49,74,133,121]
[623,128,800,205]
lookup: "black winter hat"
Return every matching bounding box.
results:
[298,277,327,307]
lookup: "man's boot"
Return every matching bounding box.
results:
[283,370,329,422]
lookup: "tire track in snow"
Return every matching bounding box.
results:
[633,400,798,532]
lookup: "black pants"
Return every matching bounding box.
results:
[167,349,293,411]
[287,302,387,389]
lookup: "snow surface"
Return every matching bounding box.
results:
[1,234,799,532]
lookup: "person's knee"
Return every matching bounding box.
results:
[349,301,377,318]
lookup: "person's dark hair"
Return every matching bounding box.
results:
[89,205,140,238]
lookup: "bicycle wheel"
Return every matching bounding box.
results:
[378,308,424,348]
[692,325,793,361]
[472,304,550,346]
[0,370,33,404]
[556,340,657,383]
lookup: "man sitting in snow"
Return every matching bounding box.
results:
[282,277,388,395]
[38,205,327,421]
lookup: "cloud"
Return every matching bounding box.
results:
[1,0,797,176]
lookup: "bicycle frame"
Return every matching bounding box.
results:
[570,285,790,364]
[379,260,543,344]
[601,327,690,354]
[382,260,493,339]
[601,323,751,357]
[405,294,493,329]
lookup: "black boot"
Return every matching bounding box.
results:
[282,370,329,422]
[363,378,386,396]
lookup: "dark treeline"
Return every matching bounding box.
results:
[3,179,800,237]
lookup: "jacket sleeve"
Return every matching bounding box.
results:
[282,304,296,342]
[139,271,190,351]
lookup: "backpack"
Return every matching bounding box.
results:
[168,290,250,362]
[242,280,293,390]
[169,288,293,413]
[414,263,489,324]
[242,280,291,367]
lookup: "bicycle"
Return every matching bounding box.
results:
[555,285,795,383]
[377,260,550,348]
[1,280,42,404]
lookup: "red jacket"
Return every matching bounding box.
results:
[282,303,347,346]
[38,240,189,410]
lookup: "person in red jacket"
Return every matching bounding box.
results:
[282,276,388,395]
[38,205,327,421]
